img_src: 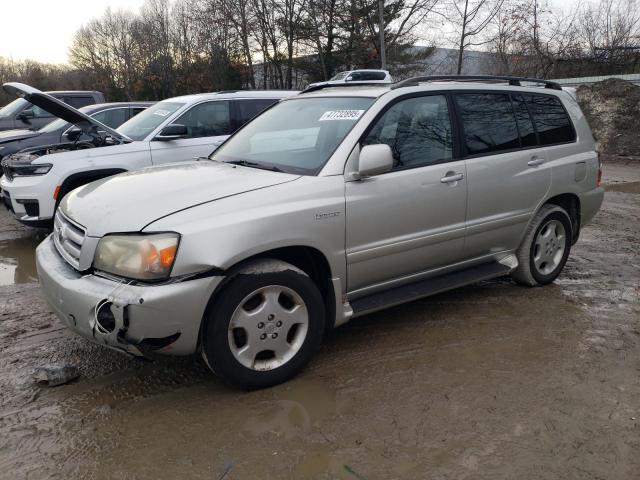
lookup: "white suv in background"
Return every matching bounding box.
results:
[1,84,297,227]
[307,69,392,89]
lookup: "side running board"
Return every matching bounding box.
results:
[350,261,511,317]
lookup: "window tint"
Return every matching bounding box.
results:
[92,108,129,128]
[174,101,231,138]
[131,107,147,118]
[512,95,537,147]
[363,95,453,170]
[65,96,95,108]
[525,94,575,145]
[456,93,519,155]
[236,99,277,126]
[359,71,387,80]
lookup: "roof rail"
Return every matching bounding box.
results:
[391,75,563,91]
[301,82,392,94]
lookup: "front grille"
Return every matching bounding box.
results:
[53,210,86,270]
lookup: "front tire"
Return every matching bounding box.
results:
[202,259,325,390]
[512,204,572,287]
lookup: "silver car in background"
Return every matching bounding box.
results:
[36,76,604,390]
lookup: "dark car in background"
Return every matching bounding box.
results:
[0,102,154,160]
[0,90,105,131]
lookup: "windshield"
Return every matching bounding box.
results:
[117,101,184,141]
[0,98,29,118]
[38,105,95,133]
[329,72,349,81]
[212,97,374,175]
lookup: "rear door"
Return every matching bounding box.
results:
[149,100,233,165]
[460,91,552,258]
[345,93,467,293]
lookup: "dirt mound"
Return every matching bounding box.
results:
[576,78,640,157]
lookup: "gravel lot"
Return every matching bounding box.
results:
[1,159,638,480]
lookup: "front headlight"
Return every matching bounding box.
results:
[93,233,180,281]
[11,163,52,176]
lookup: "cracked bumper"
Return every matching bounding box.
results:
[36,235,223,356]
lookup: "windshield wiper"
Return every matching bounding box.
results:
[226,160,285,173]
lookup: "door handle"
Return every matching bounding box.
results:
[440,172,464,183]
[528,156,545,167]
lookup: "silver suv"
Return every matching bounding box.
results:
[36,76,604,389]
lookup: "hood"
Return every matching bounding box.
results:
[2,83,129,142]
[0,128,40,144]
[61,160,300,237]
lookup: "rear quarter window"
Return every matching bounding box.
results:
[525,94,575,145]
[236,99,278,126]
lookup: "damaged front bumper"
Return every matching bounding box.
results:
[36,235,223,356]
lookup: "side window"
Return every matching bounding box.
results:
[174,101,231,139]
[512,95,537,147]
[236,99,277,126]
[456,93,519,155]
[91,108,128,128]
[525,94,575,145]
[360,71,387,81]
[363,95,453,170]
[65,96,95,108]
[31,104,54,118]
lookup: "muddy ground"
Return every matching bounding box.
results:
[0,159,639,480]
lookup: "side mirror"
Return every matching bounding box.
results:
[357,144,394,178]
[18,108,35,123]
[156,124,188,141]
[65,126,83,141]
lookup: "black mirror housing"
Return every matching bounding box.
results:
[66,126,83,141]
[156,124,188,141]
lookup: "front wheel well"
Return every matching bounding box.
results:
[200,246,337,349]
[56,169,127,208]
[544,193,581,244]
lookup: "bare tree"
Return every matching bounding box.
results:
[446,0,505,74]
[580,0,640,74]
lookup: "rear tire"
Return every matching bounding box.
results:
[511,204,572,287]
[202,259,325,390]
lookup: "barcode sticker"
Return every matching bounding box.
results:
[319,110,364,121]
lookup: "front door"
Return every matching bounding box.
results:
[345,94,468,293]
[150,100,232,165]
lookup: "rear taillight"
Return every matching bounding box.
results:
[597,151,603,187]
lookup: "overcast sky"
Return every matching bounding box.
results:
[1,0,585,65]
[0,0,146,64]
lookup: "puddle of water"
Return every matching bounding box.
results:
[605,181,640,194]
[0,235,43,286]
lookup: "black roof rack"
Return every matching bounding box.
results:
[301,82,392,94]
[391,75,563,91]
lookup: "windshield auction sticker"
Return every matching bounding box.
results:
[319,110,365,121]
[154,110,171,117]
